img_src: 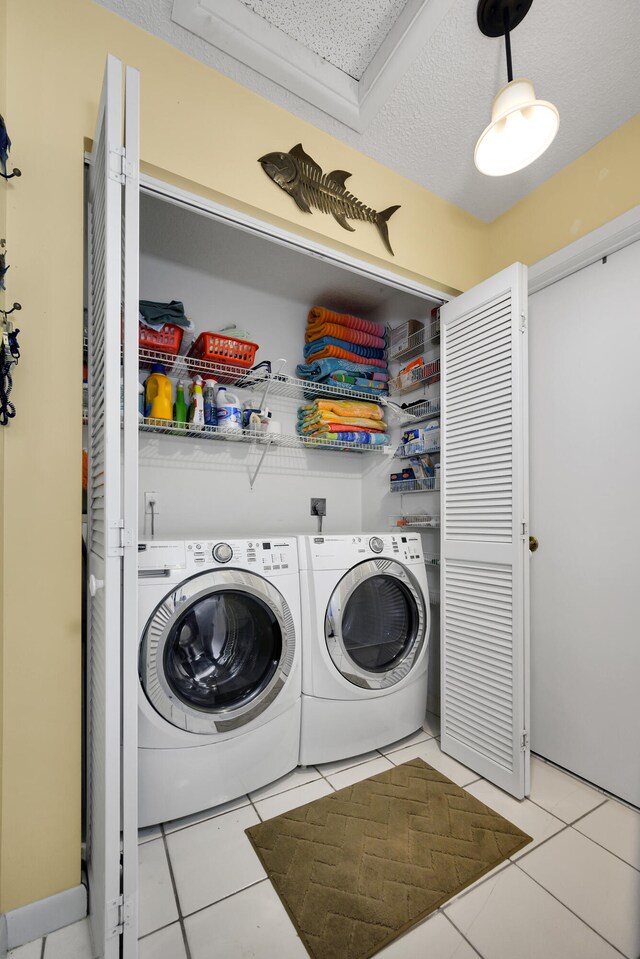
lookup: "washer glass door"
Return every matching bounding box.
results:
[164,590,280,712]
[140,569,296,733]
[325,559,427,689]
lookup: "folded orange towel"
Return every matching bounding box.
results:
[305,322,386,349]
[308,307,386,338]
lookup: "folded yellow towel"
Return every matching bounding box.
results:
[301,410,388,430]
[301,398,384,420]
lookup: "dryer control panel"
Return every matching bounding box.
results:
[299,533,424,570]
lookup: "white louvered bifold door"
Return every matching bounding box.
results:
[440,263,530,798]
[121,64,140,959]
[87,55,140,958]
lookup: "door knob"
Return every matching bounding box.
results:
[529,536,539,553]
[89,574,105,596]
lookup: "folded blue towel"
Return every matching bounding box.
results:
[303,337,387,361]
[296,358,388,380]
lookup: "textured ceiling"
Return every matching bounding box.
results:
[97,0,640,222]
[239,0,406,80]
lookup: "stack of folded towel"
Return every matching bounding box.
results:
[297,398,390,446]
[296,307,389,397]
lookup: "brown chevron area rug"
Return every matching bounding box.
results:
[246,758,532,959]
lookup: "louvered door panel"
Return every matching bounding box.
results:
[440,264,530,798]
[86,54,142,958]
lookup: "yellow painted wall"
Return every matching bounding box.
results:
[0,0,6,909]
[1,0,638,917]
[0,0,485,913]
[487,114,640,272]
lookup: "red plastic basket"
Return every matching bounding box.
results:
[139,323,183,354]
[186,333,258,382]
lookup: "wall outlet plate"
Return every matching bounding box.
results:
[310,497,326,516]
[144,491,160,515]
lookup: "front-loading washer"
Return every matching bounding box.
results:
[138,536,301,826]
[297,532,430,765]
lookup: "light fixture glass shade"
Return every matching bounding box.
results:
[474,78,559,176]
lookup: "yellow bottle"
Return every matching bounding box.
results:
[145,363,173,421]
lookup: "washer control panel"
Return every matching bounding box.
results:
[185,538,298,574]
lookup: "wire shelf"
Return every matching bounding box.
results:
[390,513,440,529]
[395,430,440,458]
[424,553,440,567]
[388,317,440,362]
[389,358,440,396]
[139,417,391,453]
[397,396,441,425]
[390,476,440,493]
[138,347,393,407]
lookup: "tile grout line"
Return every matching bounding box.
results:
[179,876,270,924]
[532,753,640,811]
[160,824,193,959]
[525,790,608,821]
[440,910,485,958]
[512,855,630,958]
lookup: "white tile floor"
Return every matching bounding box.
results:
[12,713,640,959]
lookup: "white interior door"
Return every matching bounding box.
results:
[529,240,640,806]
[440,263,530,798]
[87,54,139,958]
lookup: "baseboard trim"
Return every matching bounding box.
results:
[2,883,87,950]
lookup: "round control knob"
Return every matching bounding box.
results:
[212,542,233,563]
[369,536,384,554]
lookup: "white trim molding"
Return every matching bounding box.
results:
[139,171,450,304]
[529,205,640,294]
[171,0,456,132]
[2,883,87,950]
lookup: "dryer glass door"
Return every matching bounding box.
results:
[342,575,418,671]
[325,559,428,690]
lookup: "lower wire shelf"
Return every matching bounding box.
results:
[139,418,392,453]
[390,513,441,530]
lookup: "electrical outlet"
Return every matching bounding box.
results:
[144,491,160,515]
[310,498,326,516]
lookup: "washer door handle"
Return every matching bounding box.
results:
[89,574,105,597]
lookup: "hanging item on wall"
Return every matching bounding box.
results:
[0,251,8,290]
[0,302,21,426]
[258,144,400,256]
[0,114,21,180]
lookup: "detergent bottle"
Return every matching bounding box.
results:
[188,375,205,430]
[145,363,172,421]
[216,386,242,438]
[174,381,188,431]
[203,378,218,431]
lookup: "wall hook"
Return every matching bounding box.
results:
[1,302,21,317]
[0,167,21,181]
[0,115,21,181]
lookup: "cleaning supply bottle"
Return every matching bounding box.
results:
[138,381,145,421]
[216,386,242,438]
[203,378,218,431]
[174,381,188,431]
[145,363,173,421]
[188,375,205,430]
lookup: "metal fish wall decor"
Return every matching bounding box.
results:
[258,143,400,256]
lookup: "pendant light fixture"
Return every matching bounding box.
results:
[474,0,559,177]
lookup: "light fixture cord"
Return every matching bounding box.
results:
[503,6,514,82]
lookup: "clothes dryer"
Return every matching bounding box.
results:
[138,537,301,826]
[297,533,430,765]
